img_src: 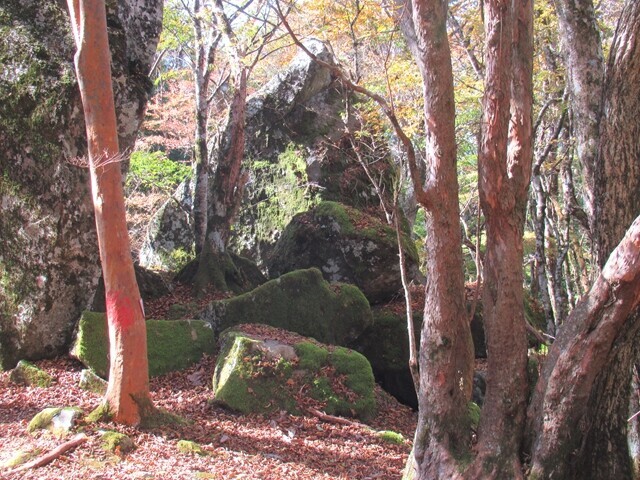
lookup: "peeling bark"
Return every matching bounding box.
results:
[470,1,532,477]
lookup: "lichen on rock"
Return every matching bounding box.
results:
[9,360,52,387]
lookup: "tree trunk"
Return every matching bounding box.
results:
[574,2,640,476]
[68,0,153,425]
[553,0,605,227]
[194,67,249,294]
[192,0,212,255]
[397,1,474,478]
[527,215,640,479]
[469,1,532,477]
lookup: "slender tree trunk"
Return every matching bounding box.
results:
[67,0,153,425]
[553,0,605,228]
[469,1,532,477]
[194,67,249,293]
[397,1,474,478]
[192,0,213,255]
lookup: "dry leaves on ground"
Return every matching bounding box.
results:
[0,356,416,480]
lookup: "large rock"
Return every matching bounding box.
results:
[71,312,215,378]
[267,201,422,304]
[212,324,376,420]
[0,0,162,368]
[355,307,421,408]
[199,268,372,346]
[140,40,393,269]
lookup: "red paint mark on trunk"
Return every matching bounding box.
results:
[106,291,136,330]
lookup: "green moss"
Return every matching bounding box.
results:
[208,268,371,346]
[27,407,84,437]
[27,407,62,433]
[376,430,406,445]
[468,401,481,431]
[72,313,216,378]
[295,342,329,370]
[212,334,298,415]
[10,360,52,387]
[72,312,110,378]
[2,448,41,469]
[146,319,215,377]
[78,369,107,395]
[313,201,420,264]
[214,329,375,420]
[86,403,112,424]
[177,439,207,456]
[100,431,135,454]
[242,143,319,251]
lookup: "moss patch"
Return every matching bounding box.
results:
[71,312,216,378]
[10,360,52,387]
[177,440,207,456]
[203,268,371,346]
[100,431,135,454]
[377,430,406,445]
[27,407,83,437]
[1,448,41,469]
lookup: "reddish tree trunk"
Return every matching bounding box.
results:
[397,1,474,477]
[67,0,153,425]
[470,1,532,477]
[527,215,640,479]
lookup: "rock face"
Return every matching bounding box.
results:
[0,0,163,368]
[71,312,215,378]
[199,268,372,346]
[267,201,422,305]
[212,325,376,420]
[140,40,391,269]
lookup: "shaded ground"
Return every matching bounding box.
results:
[0,356,416,479]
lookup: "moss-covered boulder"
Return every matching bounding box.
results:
[267,202,422,305]
[78,369,107,395]
[9,360,52,387]
[27,407,83,437]
[355,307,421,408]
[212,325,376,421]
[71,312,215,378]
[200,268,372,346]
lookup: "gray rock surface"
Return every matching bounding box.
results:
[0,0,162,368]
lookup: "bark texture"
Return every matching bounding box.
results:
[397,1,474,477]
[470,1,531,477]
[553,0,604,227]
[527,215,640,479]
[577,2,640,477]
[68,0,154,425]
[0,0,161,369]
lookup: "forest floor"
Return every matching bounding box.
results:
[0,355,417,480]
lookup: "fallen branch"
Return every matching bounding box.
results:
[3,433,88,476]
[307,408,363,427]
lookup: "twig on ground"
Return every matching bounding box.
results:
[3,433,88,476]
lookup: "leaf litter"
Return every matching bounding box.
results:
[0,354,416,479]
